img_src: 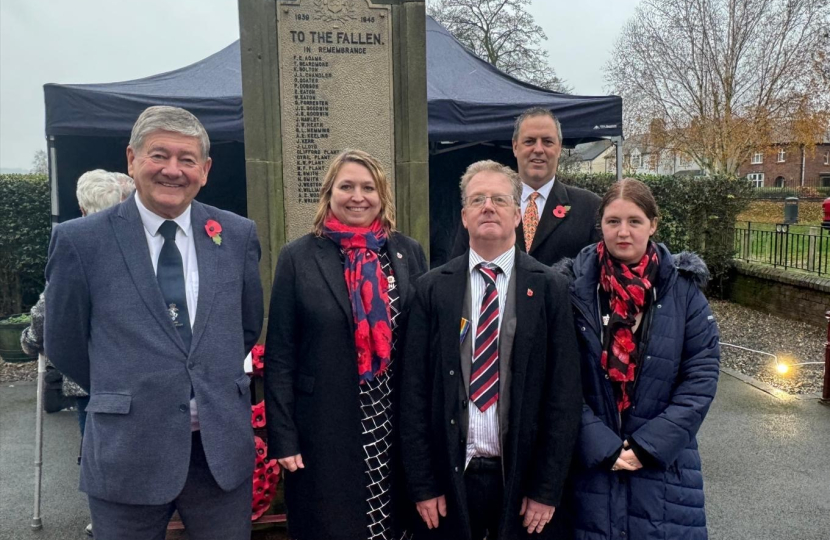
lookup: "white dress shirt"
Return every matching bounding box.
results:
[134,194,201,430]
[520,177,555,217]
[465,246,515,468]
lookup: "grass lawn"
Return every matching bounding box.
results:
[732,222,830,273]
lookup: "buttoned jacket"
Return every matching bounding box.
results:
[264,232,427,540]
[400,249,582,540]
[45,194,263,505]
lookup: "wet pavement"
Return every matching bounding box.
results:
[2,373,829,539]
[699,374,830,540]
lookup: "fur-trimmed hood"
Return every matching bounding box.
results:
[554,242,710,288]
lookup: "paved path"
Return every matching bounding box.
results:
[1,373,828,539]
[0,381,89,540]
[699,374,830,540]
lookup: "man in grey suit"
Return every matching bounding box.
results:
[45,106,264,540]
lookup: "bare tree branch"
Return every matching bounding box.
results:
[606,0,830,174]
[427,0,572,92]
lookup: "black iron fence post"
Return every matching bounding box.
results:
[822,310,830,405]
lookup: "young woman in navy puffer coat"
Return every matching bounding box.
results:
[559,179,720,540]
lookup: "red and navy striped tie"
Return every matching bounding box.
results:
[471,264,502,412]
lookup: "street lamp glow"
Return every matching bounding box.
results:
[776,363,790,375]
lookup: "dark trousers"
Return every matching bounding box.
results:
[88,432,252,540]
[465,457,504,540]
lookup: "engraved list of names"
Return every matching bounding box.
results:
[278,0,395,241]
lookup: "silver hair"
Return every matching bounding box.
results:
[76,170,123,215]
[129,106,210,161]
[512,107,563,144]
[459,160,522,207]
[111,172,135,200]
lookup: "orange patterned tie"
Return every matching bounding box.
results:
[523,192,540,250]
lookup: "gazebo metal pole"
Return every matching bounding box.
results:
[31,353,46,530]
[612,136,624,181]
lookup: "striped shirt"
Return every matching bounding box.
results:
[466,247,515,468]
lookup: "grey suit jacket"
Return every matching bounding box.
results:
[44,194,264,505]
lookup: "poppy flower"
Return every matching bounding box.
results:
[553,205,568,218]
[205,219,223,245]
[628,284,646,305]
[251,401,266,429]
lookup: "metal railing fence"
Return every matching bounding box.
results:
[732,222,830,276]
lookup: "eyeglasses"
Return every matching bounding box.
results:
[464,195,515,208]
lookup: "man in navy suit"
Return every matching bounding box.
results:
[451,107,601,265]
[45,106,264,540]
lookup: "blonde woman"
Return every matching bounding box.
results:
[264,149,427,540]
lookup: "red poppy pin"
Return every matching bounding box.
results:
[527,288,534,297]
[205,219,222,246]
[553,205,571,219]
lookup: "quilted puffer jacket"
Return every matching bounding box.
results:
[561,243,720,540]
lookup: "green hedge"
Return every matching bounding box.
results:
[749,186,830,200]
[558,173,753,295]
[0,174,51,316]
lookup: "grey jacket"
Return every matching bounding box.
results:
[45,195,264,505]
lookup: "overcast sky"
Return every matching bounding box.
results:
[0,0,640,170]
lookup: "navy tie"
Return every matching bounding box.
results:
[157,220,192,351]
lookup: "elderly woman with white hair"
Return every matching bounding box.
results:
[75,169,132,215]
[21,168,133,537]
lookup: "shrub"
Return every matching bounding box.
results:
[0,174,51,317]
[559,173,753,295]
[0,313,32,325]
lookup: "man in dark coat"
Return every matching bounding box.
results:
[451,107,601,265]
[401,160,582,539]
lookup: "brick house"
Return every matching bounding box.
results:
[738,141,830,189]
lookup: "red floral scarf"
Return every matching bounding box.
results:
[597,241,659,412]
[322,213,392,383]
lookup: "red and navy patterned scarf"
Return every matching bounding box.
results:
[322,213,392,383]
[597,240,660,412]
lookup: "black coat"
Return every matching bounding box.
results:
[451,181,601,266]
[264,232,428,540]
[399,250,582,540]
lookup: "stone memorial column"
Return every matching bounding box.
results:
[239,0,428,303]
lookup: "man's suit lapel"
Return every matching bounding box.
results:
[189,202,220,355]
[438,255,467,401]
[385,234,410,307]
[315,236,355,334]
[510,253,544,393]
[111,196,187,355]
[497,268,518,437]
[527,180,571,255]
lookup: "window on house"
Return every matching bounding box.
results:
[777,148,786,162]
[631,151,641,168]
[747,172,765,188]
[775,176,786,188]
[751,151,763,164]
[821,175,830,188]
[824,151,829,165]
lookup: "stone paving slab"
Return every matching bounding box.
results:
[699,373,830,540]
[2,373,829,540]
